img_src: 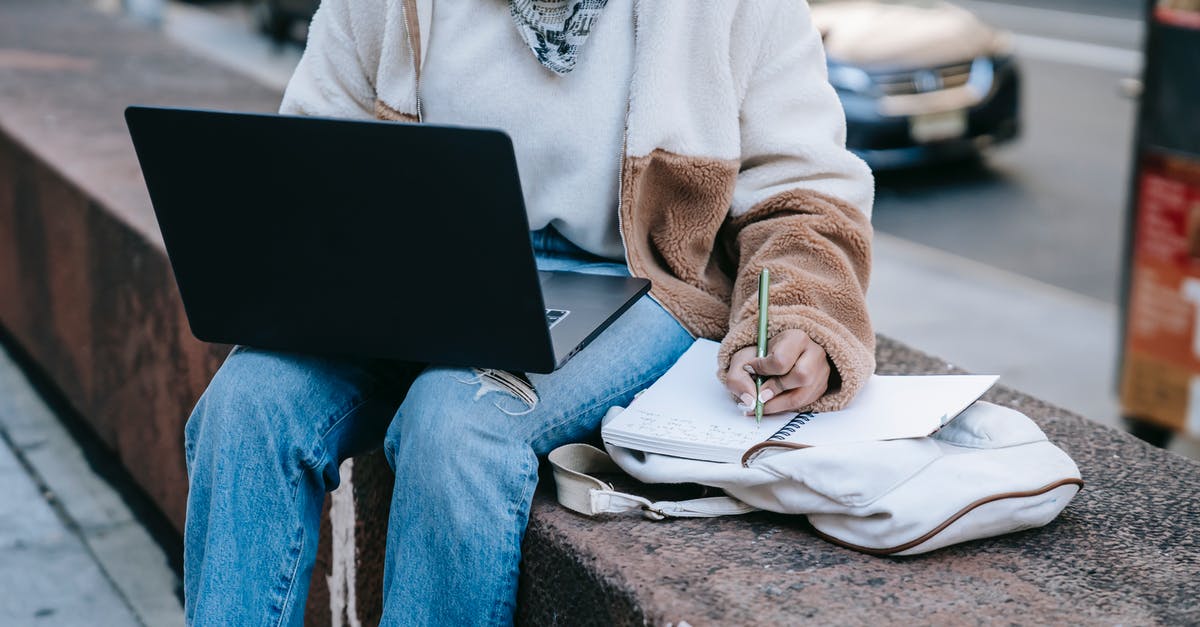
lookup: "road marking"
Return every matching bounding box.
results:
[957,0,1144,30]
[1011,33,1143,74]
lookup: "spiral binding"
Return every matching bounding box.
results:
[767,412,815,442]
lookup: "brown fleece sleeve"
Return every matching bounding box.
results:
[717,188,875,412]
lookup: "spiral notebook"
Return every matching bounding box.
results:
[602,339,998,463]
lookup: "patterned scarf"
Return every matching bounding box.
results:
[509,0,612,75]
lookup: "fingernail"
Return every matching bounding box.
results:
[738,393,755,409]
[759,388,775,403]
[743,364,756,375]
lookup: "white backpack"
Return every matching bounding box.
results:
[550,401,1082,556]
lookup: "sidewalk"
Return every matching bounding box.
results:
[0,344,183,626]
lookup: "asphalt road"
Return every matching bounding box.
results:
[871,0,1143,304]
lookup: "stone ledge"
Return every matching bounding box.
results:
[2,1,1198,625]
[515,346,1200,624]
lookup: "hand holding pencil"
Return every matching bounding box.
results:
[724,269,833,417]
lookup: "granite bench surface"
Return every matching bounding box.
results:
[516,339,1200,625]
[1,1,1198,625]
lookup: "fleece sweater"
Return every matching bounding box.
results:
[281,0,878,412]
[420,0,632,260]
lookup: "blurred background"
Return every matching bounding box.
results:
[1,0,1198,624]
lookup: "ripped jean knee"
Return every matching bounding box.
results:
[383,366,540,470]
[454,368,539,416]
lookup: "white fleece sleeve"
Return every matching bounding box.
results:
[278,0,377,118]
[730,0,874,220]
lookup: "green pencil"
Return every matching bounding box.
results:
[756,268,769,423]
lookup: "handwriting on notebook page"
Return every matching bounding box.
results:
[602,339,999,463]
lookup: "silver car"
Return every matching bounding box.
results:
[812,0,1021,168]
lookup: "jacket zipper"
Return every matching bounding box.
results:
[615,0,636,274]
[399,0,423,122]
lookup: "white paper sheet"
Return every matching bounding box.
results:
[602,339,998,463]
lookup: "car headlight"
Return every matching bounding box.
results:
[827,63,873,94]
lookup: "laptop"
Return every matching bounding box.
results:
[124,106,651,374]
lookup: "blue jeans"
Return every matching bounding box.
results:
[182,228,693,626]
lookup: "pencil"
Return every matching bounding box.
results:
[756,268,769,423]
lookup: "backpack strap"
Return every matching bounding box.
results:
[548,443,757,521]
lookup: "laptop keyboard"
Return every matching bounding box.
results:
[545,308,570,329]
